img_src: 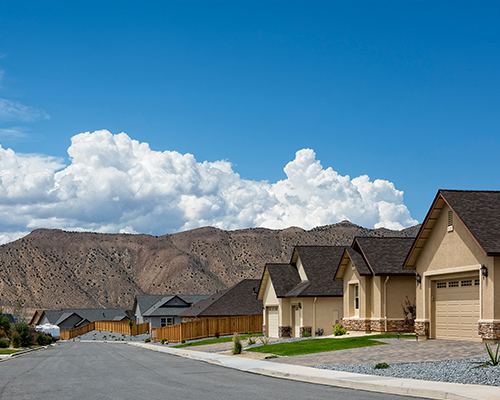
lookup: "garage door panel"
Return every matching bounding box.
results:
[434,279,479,340]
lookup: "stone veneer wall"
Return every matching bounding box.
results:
[478,322,500,340]
[344,318,412,333]
[342,318,370,331]
[278,326,292,338]
[414,320,430,337]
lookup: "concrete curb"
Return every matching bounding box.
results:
[127,342,500,400]
[0,343,54,362]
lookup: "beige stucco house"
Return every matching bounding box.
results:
[334,237,416,333]
[403,190,500,343]
[257,246,345,338]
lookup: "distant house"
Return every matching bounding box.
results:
[257,246,346,338]
[30,308,129,330]
[133,294,210,328]
[179,279,263,321]
[334,237,416,333]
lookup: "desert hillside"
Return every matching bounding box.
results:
[0,221,419,312]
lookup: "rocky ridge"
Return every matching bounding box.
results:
[0,221,419,311]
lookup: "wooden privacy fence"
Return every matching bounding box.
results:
[60,321,149,340]
[152,315,263,343]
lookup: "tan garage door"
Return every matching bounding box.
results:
[434,278,480,340]
[267,307,278,338]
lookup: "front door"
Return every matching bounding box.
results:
[293,306,301,337]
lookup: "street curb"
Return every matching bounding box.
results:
[127,342,500,400]
[0,343,54,362]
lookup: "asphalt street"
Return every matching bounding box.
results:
[0,342,427,400]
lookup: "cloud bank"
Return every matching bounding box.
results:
[0,130,417,244]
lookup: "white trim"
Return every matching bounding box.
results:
[414,319,429,323]
[423,264,481,276]
[478,320,500,323]
[347,279,360,285]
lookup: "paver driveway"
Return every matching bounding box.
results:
[264,338,489,366]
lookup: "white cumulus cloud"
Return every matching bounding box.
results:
[0,130,417,244]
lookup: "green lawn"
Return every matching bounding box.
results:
[246,334,415,357]
[172,334,263,348]
[0,349,22,355]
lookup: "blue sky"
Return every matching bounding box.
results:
[0,1,498,243]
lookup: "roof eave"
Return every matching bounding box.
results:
[403,191,443,269]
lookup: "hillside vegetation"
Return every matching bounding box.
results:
[0,221,419,311]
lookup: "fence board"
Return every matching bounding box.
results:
[61,321,149,340]
[151,315,263,343]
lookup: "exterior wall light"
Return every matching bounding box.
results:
[298,303,302,309]
[415,272,422,285]
[480,265,488,278]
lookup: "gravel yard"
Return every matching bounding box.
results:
[314,358,500,387]
[75,330,151,342]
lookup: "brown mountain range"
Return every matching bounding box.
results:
[0,221,420,312]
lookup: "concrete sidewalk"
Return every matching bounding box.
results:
[128,342,500,400]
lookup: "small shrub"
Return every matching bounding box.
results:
[259,336,269,346]
[0,339,9,348]
[0,329,6,339]
[35,331,47,346]
[214,332,220,339]
[315,328,324,336]
[13,322,34,347]
[333,323,347,336]
[247,337,256,345]
[264,355,278,359]
[161,338,168,345]
[181,339,186,344]
[302,330,311,338]
[471,343,500,368]
[374,363,390,369]
[232,333,242,354]
[402,296,416,328]
[11,331,21,348]
[144,338,151,343]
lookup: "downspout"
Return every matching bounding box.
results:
[384,277,390,332]
[313,297,317,336]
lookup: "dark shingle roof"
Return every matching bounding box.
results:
[266,264,301,297]
[292,246,346,296]
[345,247,372,275]
[40,308,128,325]
[354,237,415,275]
[135,295,171,315]
[140,295,210,317]
[440,190,500,255]
[179,279,262,318]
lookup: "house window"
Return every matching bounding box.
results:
[167,318,173,326]
[354,285,359,311]
[437,282,447,289]
[161,318,167,327]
